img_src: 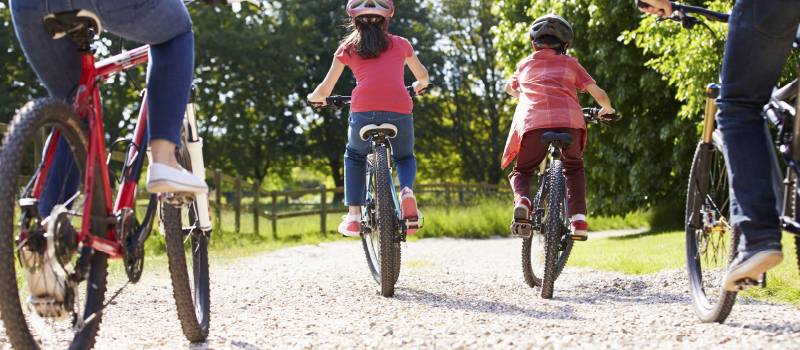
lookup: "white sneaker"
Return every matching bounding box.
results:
[146,163,208,194]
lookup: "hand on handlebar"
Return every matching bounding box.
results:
[307,92,328,108]
[598,106,617,120]
[412,81,430,95]
[636,0,673,18]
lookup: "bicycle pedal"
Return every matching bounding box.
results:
[570,234,588,242]
[510,222,533,238]
[159,193,195,207]
[734,278,760,291]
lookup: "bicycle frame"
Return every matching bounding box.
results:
[32,45,151,259]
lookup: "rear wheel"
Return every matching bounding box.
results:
[685,141,739,323]
[540,160,570,299]
[374,144,400,297]
[0,99,109,349]
[522,165,573,291]
[160,131,210,342]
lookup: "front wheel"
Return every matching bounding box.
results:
[685,140,739,323]
[159,132,210,342]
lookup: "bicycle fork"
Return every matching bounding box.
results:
[183,95,212,232]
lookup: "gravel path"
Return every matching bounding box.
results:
[4,236,800,349]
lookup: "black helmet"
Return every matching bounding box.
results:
[529,14,574,48]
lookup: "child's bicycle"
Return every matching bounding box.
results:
[513,108,619,299]
[315,86,426,297]
[0,3,243,347]
[648,1,800,323]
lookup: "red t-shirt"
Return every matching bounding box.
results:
[502,49,597,169]
[335,34,414,114]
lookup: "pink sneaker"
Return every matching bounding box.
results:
[400,187,419,235]
[513,196,532,222]
[338,214,361,237]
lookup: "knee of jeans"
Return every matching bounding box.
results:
[562,158,584,171]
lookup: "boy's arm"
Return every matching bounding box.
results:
[505,81,520,98]
[585,83,615,116]
[308,58,346,104]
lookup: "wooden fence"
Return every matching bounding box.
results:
[0,122,509,238]
[203,172,510,238]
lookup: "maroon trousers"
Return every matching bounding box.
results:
[508,128,587,216]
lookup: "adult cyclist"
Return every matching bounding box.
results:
[638,0,798,291]
[9,0,209,218]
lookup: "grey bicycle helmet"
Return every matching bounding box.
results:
[529,14,574,49]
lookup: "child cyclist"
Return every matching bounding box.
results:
[503,14,615,241]
[308,0,430,237]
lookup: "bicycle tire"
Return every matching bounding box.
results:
[540,160,569,299]
[685,141,739,323]
[374,144,400,297]
[160,139,211,342]
[0,98,109,349]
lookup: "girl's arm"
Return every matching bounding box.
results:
[505,81,520,98]
[405,53,430,94]
[585,83,615,116]
[308,58,346,104]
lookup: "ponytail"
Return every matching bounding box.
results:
[341,15,390,59]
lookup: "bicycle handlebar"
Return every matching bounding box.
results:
[313,85,430,110]
[583,108,621,124]
[637,1,729,29]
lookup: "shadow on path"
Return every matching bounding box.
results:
[394,288,581,321]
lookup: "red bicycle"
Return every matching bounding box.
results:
[0,9,215,349]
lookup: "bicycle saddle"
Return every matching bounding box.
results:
[43,10,102,42]
[541,132,573,147]
[359,123,398,141]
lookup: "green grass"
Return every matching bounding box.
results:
[570,230,800,306]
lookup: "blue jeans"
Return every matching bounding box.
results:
[10,0,194,215]
[716,0,800,251]
[345,111,416,206]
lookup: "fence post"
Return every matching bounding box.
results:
[271,191,278,240]
[214,169,222,231]
[444,182,452,208]
[234,177,242,233]
[320,185,327,236]
[253,180,260,237]
[459,186,465,204]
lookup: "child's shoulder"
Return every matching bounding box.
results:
[516,54,535,69]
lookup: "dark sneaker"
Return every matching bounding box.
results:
[722,243,783,292]
[514,197,532,222]
[570,220,588,241]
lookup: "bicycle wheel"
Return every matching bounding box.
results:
[159,133,210,342]
[0,99,109,349]
[522,165,573,292]
[374,144,401,297]
[539,160,571,299]
[685,140,739,323]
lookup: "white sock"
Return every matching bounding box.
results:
[345,214,361,221]
[571,214,586,222]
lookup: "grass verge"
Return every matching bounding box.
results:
[570,230,800,307]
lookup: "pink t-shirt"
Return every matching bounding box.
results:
[335,34,414,114]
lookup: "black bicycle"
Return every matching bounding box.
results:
[315,86,425,297]
[514,108,619,299]
[651,2,800,323]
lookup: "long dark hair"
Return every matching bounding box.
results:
[340,15,390,59]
